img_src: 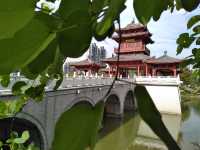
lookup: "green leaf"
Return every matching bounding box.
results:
[196,37,200,45]
[25,39,57,75]
[21,67,39,80]
[134,0,169,24]
[12,81,27,95]
[0,141,3,147]
[53,73,63,90]
[134,85,181,150]
[193,25,200,33]
[181,0,200,11]
[58,10,92,57]
[25,85,45,101]
[176,45,184,55]
[91,0,110,14]
[0,16,56,75]
[14,131,30,144]
[51,101,104,150]
[0,75,10,87]
[58,0,92,57]
[181,58,195,68]
[176,33,194,48]
[176,0,183,10]
[59,0,90,19]
[192,48,200,62]
[94,0,126,40]
[6,97,27,115]
[187,15,200,29]
[0,0,35,39]
[21,131,30,141]
[47,48,64,76]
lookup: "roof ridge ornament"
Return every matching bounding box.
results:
[164,50,167,56]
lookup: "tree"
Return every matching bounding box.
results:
[0,0,199,150]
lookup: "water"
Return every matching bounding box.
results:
[95,100,200,150]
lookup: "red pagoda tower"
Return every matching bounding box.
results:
[103,23,182,77]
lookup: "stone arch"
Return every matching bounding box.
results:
[64,96,95,112]
[124,90,135,112]
[104,94,121,117]
[0,116,45,150]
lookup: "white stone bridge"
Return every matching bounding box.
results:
[0,76,182,150]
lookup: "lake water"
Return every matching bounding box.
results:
[95,100,200,150]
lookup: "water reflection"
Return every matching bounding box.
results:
[130,114,181,150]
[95,112,182,150]
[95,112,140,150]
[181,99,200,149]
[95,99,200,150]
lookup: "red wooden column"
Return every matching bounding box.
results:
[152,68,156,76]
[145,64,148,76]
[137,65,140,76]
[173,68,177,76]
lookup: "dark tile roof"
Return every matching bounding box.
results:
[113,31,151,39]
[145,53,182,64]
[116,23,145,31]
[102,53,151,62]
[70,59,100,66]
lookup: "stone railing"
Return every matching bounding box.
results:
[134,75,182,85]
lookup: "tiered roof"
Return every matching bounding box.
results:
[102,54,151,62]
[113,23,154,44]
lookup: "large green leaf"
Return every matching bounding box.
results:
[181,0,200,11]
[59,0,90,19]
[134,85,181,150]
[0,16,56,74]
[134,0,169,24]
[58,11,92,57]
[91,0,110,14]
[94,0,126,40]
[24,39,57,75]
[0,0,35,39]
[187,15,200,29]
[58,0,92,57]
[51,101,104,150]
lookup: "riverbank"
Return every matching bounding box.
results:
[180,85,200,103]
[181,94,200,103]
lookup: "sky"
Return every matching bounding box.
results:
[63,0,200,62]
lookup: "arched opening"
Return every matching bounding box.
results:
[104,94,121,118]
[0,118,44,150]
[124,91,135,112]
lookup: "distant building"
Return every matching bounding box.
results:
[67,44,106,76]
[89,43,106,64]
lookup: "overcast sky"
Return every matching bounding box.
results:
[66,0,200,62]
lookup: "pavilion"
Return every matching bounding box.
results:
[102,23,182,77]
[70,59,101,76]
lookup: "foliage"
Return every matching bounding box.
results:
[0,130,39,150]
[180,67,193,85]
[134,85,181,150]
[0,0,199,150]
[176,12,200,72]
[52,101,104,150]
